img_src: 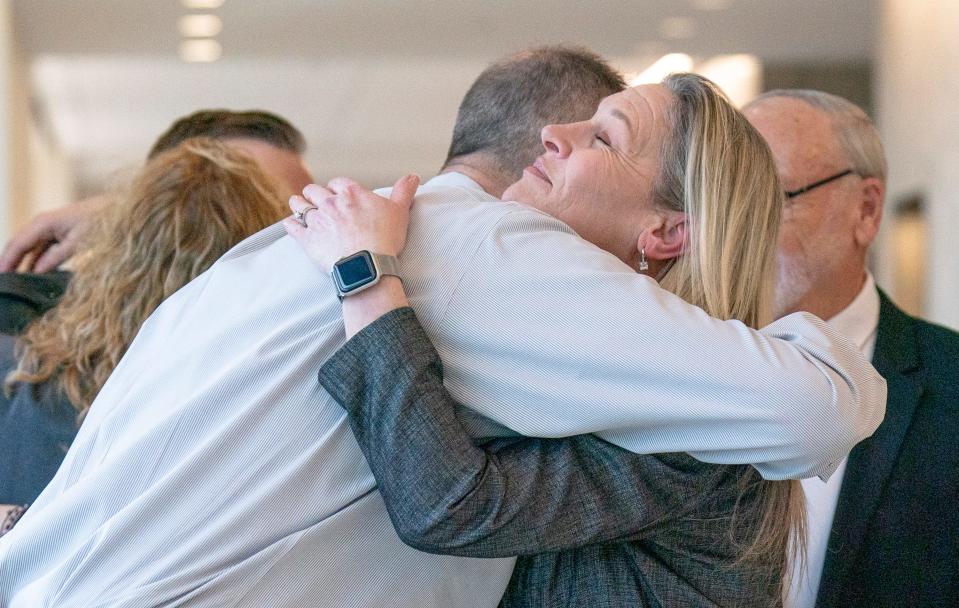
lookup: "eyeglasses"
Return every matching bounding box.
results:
[785,169,857,199]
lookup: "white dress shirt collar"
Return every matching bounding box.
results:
[826,272,880,360]
[425,171,486,192]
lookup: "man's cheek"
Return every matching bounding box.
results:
[777,220,809,255]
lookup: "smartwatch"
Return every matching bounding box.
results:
[331,250,402,299]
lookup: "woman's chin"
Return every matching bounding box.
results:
[501,182,522,203]
[502,177,545,209]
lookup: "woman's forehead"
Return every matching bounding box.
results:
[595,84,673,154]
[625,84,672,118]
[598,85,671,123]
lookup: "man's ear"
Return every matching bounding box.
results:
[641,211,689,260]
[854,177,884,248]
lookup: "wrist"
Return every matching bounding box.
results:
[344,275,403,304]
[341,276,409,338]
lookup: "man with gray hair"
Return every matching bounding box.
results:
[441,46,626,193]
[745,90,959,608]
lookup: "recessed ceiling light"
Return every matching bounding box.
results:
[181,0,225,8]
[179,14,223,37]
[695,54,761,107]
[659,16,697,40]
[179,39,222,62]
[691,0,731,10]
[629,53,695,85]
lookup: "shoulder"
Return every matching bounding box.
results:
[877,293,959,379]
[887,296,959,363]
[911,317,959,391]
[405,186,623,287]
[409,185,570,237]
[0,271,71,335]
[911,316,959,358]
[0,271,71,299]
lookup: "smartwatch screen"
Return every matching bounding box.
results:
[334,251,377,292]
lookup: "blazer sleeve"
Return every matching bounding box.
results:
[318,307,732,557]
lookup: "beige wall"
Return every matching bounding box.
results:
[0,0,73,244]
[28,116,73,216]
[876,0,959,330]
[0,0,27,241]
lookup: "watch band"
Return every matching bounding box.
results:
[370,252,401,280]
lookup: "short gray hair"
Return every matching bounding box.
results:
[444,46,626,182]
[747,89,887,181]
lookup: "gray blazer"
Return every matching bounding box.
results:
[319,308,785,607]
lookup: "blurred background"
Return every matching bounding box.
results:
[0,0,955,329]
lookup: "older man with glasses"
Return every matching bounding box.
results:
[745,89,959,608]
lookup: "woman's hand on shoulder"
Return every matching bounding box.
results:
[283,174,420,271]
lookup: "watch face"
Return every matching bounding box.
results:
[334,251,377,292]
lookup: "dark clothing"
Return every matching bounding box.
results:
[0,271,77,507]
[0,271,71,335]
[319,307,783,608]
[0,334,78,506]
[816,292,959,607]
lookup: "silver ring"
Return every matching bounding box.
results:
[293,206,317,226]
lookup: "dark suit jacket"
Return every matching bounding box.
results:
[0,271,71,335]
[816,291,959,607]
[319,307,784,608]
[0,333,78,506]
[0,272,78,507]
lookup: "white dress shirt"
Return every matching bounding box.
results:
[0,173,885,607]
[787,273,880,608]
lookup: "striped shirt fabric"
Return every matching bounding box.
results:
[0,172,885,607]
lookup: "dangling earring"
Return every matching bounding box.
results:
[639,247,649,272]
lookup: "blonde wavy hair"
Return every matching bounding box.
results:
[7,137,286,416]
[654,73,806,597]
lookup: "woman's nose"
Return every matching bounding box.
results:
[540,123,573,158]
